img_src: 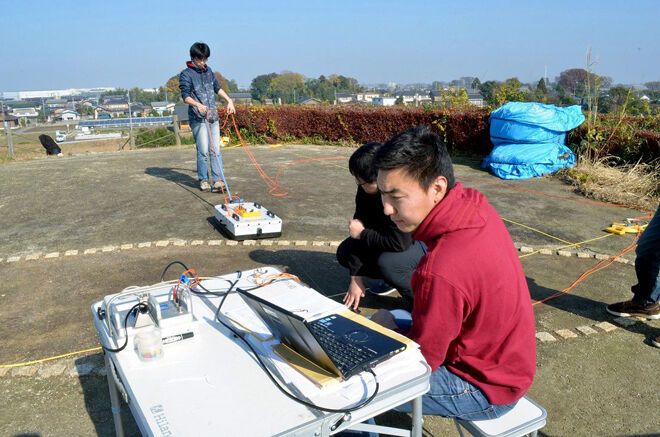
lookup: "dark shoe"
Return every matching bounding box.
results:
[652,335,660,348]
[606,300,660,320]
[200,180,211,192]
[364,278,396,296]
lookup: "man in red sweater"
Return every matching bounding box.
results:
[373,126,536,420]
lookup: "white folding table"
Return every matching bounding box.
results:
[91,267,431,437]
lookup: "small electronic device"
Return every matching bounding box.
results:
[101,281,198,346]
[214,201,282,240]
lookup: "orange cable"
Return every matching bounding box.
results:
[532,239,639,306]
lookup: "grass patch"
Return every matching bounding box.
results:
[560,157,659,211]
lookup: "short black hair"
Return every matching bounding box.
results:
[349,142,382,182]
[375,126,455,190]
[190,42,211,60]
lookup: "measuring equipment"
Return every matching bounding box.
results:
[214,201,283,240]
[98,278,199,348]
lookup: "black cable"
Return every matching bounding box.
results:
[160,260,235,297]
[160,261,190,282]
[100,302,149,353]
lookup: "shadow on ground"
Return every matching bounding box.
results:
[76,355,140,437]
[145,166,198,188]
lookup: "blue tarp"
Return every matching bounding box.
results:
[482,102,585,180]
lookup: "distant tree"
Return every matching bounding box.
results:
[536,78,548,95]
[394,96,405,106]
[268,72,306,104]
[600,76,613,90]
[227,79,239,93]
[478,80,499,105]
[437,88,470,108]
[101,88,129,98]
[471,77,481,90]
[250,73,278,102]
[493,78,526,106]
[164,76,180,100]
[213,71,236,97]
[600,86,647,115]
[556,68,601,99]
[306,75,335,101]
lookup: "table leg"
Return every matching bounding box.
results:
[104,354,125,437]
[411,396,423,437]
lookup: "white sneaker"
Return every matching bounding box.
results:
[200,180,211,192]
[212,180,226,193]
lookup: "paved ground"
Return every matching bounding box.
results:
[0,144,658,437]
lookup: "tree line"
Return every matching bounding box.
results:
[100,67,658,116]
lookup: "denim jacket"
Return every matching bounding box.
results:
[179,61,221,122]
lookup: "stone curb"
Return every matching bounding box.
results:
[0,240,637,265]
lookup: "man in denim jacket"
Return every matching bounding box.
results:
[179,42,235,192]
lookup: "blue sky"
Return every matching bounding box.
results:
[1,0,658,91]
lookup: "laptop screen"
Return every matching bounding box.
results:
[236,287,406,379]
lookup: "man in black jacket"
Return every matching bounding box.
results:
[338,142,426,311]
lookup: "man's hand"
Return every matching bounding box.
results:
[370,309,398,330]
[196,103,208,115]
[343,276,366,311]
[226,99,236,115]
[349,219,365,239]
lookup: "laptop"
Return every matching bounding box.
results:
[236,287,407,380]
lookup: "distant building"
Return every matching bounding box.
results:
[298,97,322,105]
[173,104,190,131]
[45,98,68,109]
[335,93,354,104]
[60,109,80,121]
[396,91,432,106]
[150,101,175,115]
[228,92,252,104]
[355,92,380,103]
[372,97,397,106]
[11,107,39,122]
[467,89,484,107]
[0,112,19,129]
[98,96,129,117]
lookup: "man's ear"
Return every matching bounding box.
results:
[431,176,448,204]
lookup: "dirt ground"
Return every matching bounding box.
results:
[0,144,658,437]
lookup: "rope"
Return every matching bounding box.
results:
[0,346,102,369]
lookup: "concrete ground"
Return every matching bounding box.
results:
[0,144,658,437]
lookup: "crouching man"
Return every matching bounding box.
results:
[372,126,536,420]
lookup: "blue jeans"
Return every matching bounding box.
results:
[395,366,516,420]
[632,207,660,305]
[190,118,223,182]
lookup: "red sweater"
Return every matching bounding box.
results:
[410,182,536,405]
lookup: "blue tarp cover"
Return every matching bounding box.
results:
[482,102,585,179]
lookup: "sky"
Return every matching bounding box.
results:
[0,0,658,92]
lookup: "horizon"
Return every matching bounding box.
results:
[1,0,658,92]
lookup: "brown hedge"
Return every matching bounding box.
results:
[231,105,492,155]
[228,105,659,162]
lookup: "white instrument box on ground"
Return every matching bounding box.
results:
[213,201,282,240]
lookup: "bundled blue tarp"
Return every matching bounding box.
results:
[482,102,585,179]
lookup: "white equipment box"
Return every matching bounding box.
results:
[213,201,282,240]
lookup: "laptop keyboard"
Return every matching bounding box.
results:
[308,319,378,373]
